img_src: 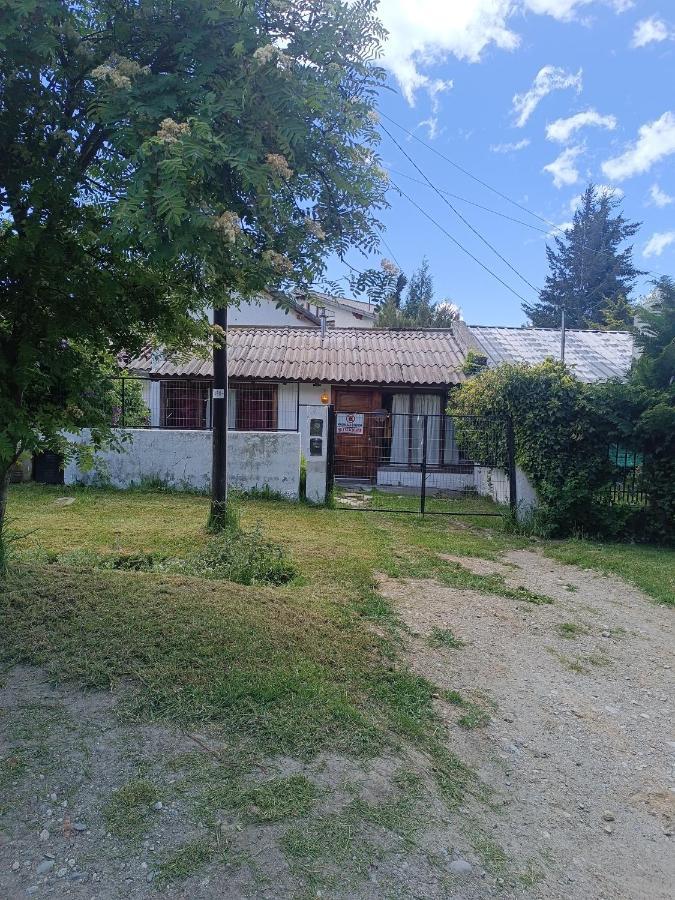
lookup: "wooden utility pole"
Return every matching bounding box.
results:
[209,306,228,529]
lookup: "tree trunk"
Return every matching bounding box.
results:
[208,306,229,531]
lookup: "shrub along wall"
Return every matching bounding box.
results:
[449,359,673,545]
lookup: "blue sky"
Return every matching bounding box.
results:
[329,0,675,326]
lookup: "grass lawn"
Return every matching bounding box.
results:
[543,539,675,608]
[1,483,673,893]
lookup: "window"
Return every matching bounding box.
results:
[161,380,210,429]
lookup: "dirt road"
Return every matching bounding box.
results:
[379,549,675,900]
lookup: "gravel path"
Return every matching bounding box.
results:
[378,549,675,900]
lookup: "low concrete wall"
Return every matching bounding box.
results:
[64,429,301,498]
[474,465,538,518]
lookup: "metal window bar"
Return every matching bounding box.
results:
[109,378,300,431]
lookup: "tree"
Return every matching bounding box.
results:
[524,184,643,329]
[0,0,388,548]
[594,277,675,542]
[354,257,461,327]
[403,257,434,325]
[632,277,675,392]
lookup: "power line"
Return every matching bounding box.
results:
[380,233,402,269]
[381,111,562,233]
[381,111,668,283]
[382,123,540,295]
[388,168,551,234]
[391,180,532,305]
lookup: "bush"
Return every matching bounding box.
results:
[450,359,614,538]
[450,357,674,544]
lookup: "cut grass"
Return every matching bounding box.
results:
[441,690,491,729]
[556,622,589,639]
[1,485,482,807]
[280,770,430,890]
[155,837,217,886]
[428,627,465,650]
[544,540,675,607]
[103,777,159,841]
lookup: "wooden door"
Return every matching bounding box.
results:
[334,389,382,478]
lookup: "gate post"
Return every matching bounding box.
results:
[325,404,336,500]
[505,415,517,517]
[420,414,428,517]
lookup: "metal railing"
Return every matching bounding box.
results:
[329,409,516,517]
[604,445,647,507]
[109,377,300,431]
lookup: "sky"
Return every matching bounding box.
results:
[328,0,675,326]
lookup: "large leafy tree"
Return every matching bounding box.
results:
[524,184,643,329]
[0,0,388,542]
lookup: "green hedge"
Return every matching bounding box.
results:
[449,359,673,545]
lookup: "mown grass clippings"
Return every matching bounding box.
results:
[457,705,491,730]
[155,836,217,886]
[102,777,159,841]
[556,622,588,639]
[467,825,509,875]
[428,627,465,650]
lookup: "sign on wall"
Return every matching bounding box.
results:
[336,413,364,435]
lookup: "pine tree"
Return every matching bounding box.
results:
[524,185,643,329]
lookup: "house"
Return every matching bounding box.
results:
[61,320,637,500]
[125,326,468,488]
[225,290,377,329]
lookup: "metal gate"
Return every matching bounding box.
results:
[328,408,516,517]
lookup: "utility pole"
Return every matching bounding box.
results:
[210,305,228,529]
[560,303,566,363]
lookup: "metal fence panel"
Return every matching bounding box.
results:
[330,409,514,517]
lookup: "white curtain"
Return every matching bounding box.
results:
[443,416,459,465]
[412,395,441,465]
[390,394,409,465]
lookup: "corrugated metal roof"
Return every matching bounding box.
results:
[469,326,635,383]
[127,327,466,386]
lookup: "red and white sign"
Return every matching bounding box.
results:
[336,413,364,435]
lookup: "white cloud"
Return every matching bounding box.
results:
[543,145,583,188]
[512,66,583,127]
[490,138,531,153]
[643,231,675,257]
[546,108,616,142]
[375,2,635,104]
[418,117,439,139]
[649,183,674,207]
[376,1,520,104]
[602,112,675,181]
[549,221,574,235]
[568,184,623,213]
[523,1,633,19]
[631,17,671,48]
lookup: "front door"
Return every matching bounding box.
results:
[333,389,382,478]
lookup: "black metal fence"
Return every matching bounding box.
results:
[109,377,300,431]
[604,445,647,507]
[329,409,516,517]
